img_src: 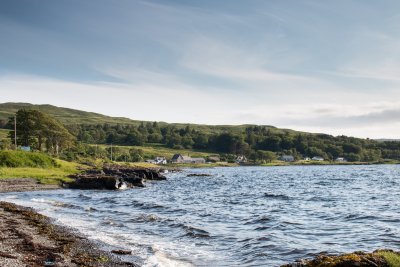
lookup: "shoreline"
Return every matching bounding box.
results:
[0,181,140,267]
[0,200,140,267]
[0,178,61,193]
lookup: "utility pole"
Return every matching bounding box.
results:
[14,115,17,149]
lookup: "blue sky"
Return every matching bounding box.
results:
[1,0,400,138]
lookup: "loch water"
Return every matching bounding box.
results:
[1,165,400,266]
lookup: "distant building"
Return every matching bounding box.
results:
[312,156,324,161]
[191,158,206,164]
[145,157,167,165]
[19,146,31,152]
[207,156,220,163]
[335,157,347,162]
[171,154,205,164]
[303,157,311,161]
[235,155,248,163]
[171,154,192,163]
[279,155,295,162]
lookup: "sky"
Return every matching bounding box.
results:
[1,0,400,138]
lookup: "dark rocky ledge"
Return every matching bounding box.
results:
[65,164,166,190]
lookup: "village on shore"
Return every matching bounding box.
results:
[145,153,348,165]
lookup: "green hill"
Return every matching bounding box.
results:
[1,102,399,163]
[0,102,280,135]
[0,102,140,125]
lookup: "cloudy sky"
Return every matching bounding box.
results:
[1,0,400,138]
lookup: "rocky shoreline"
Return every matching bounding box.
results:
[0,165,170,266]
[0,178,60,193]
[0,201,139,267]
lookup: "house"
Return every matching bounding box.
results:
[303,157,311,161]
[191,158,206,164]
[146,157,167,165]
[235,155,248,163]
[171,154,205,164]
[279,155,295,162]
[335,157,347,162]
[154,157,167,164]
[312,156,324,161]
[19,146,31,152]
[171,154,192,163]
[207,156,220,163]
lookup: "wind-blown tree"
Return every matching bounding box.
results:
[9,109,37,147]
[9,109,75,154]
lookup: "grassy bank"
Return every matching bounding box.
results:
[0,151,82,184]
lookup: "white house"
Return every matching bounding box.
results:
[235,155,248,163]
[146,156,167,165]
[312,156,324,161]
[171,154,205,164]
[279,155,295,162]
[335,157,347,162]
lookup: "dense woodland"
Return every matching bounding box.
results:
[65,123,400,162]
[1,109,400,163]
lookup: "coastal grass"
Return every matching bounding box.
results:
[0,150,59,168]
[0,156,82,184]
[376,251,400,267]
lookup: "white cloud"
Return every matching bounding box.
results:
[1,73,400,139]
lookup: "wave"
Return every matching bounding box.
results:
[264,192,290,200]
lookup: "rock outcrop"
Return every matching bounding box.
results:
[66,165,167,190]
[281,250,399,267]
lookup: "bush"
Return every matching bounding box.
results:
[0,151,59,168]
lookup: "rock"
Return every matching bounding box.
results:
[187,173,212,177]
[67,176,128,190]
[111,250,132,255]
[280,250,392,267]
[66,165,166,190]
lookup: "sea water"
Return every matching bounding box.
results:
[1,165,399,266]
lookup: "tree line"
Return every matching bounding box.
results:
[67,121,400,162]
[2,109,400,162]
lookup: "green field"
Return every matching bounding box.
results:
[0,159,81,184]
[0,150,82,184]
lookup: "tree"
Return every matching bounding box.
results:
[9,109,37,147]
[260,151,276,163]
[8,109,75,154]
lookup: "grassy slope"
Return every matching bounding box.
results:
[0,102,139,125]
[377,251,400,267]
[0,158,81,184]
[0,102,283,135]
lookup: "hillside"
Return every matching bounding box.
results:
[1,102,399,163]
[0,102,140,125]
[0,102,280,135]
